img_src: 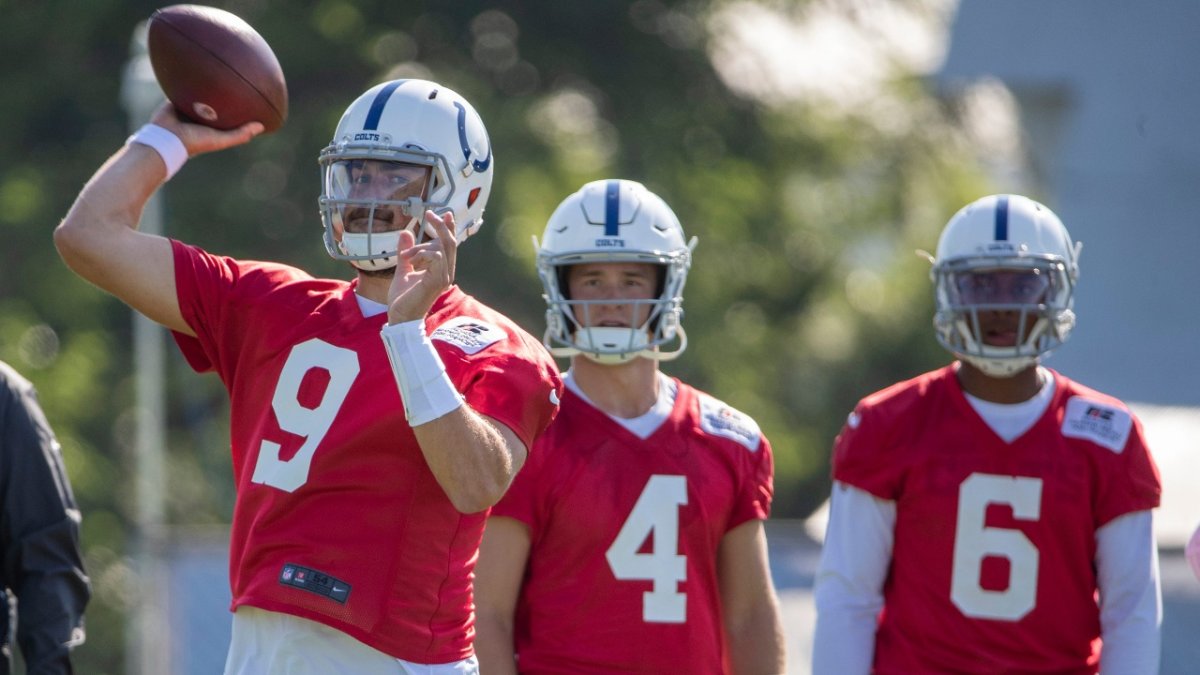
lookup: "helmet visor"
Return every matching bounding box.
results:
[325,159,431,234]
[950,269,1051,306]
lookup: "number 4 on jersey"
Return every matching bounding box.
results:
[606,474,688,623]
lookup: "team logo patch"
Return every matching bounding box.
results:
[698,393,761,452]
[1061,396,1132,453]
[279,563,351,604]
[430,316,506,355]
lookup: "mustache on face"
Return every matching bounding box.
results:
[346,206,396,224]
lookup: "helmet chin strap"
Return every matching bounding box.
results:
[339,231,401,271]
[960,352,1039,378]
[565,326,689,364]
[349,257,398,272]
[338,207,426,271]
[574,327,649,364]
[947,311,1052,379]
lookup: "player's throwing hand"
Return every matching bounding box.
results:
[387,210,458,324]
[149,102,262,157]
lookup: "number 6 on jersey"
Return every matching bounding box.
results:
[606,474,688,623]
[951,473,1042,621]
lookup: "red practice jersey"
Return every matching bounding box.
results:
[492,380,774,674]
[169,241,561,663]
[833,365,1161,674]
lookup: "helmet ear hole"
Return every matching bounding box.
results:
[554,265,577,332]
[647,264,668,332]
[556,266,572,301]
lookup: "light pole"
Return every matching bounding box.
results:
[119,20,169,675]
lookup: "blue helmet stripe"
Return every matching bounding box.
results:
[994,195,1010,241]
[604,180,621,236]
[363,80,406,131]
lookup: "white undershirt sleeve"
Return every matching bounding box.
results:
[812,482,895,675]
[1096,510,1161,675]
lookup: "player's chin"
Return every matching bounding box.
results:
[354,264,397,280]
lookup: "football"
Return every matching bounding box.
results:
[147,4,288,132]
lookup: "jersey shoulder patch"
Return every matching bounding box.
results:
[1061,395,1133,453]
[697,392,762,452]
[430,316,507,355]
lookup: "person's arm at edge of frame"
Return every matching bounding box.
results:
[1186,521,1200,582]
[718,518,787,674]
[53,103,263,336]
[474,516,531,675]
[1,370,91,672]
[1095,509,1161,674]
[811,481,894,675]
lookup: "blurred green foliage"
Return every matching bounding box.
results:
[1,0,990,670]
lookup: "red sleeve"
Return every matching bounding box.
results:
[730,434,774,528]
[457,349,560,452]
[169,240,329,383]
[170,239,239,373]
[426,312,562,453]
[830,400,905,501]
[1094,415,1161,527]
[489,431,551,531]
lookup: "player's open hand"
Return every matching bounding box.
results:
[149,102,263,157]
[386,209,458,324]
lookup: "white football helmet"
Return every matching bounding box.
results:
[931,194,1082,377]
[319,79,493,271]
[536,179,698,364]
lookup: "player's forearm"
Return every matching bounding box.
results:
[473,614,519,675]
[414,408,522,513]
[726,605,787,674]
[379,319,525,512]
[718,521,788,674]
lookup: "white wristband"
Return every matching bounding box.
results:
[381,320,464,427]
[127,124,188,180]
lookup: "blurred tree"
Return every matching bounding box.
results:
[0,0,988,670]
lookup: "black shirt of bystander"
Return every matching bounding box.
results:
[0,361,90,674]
